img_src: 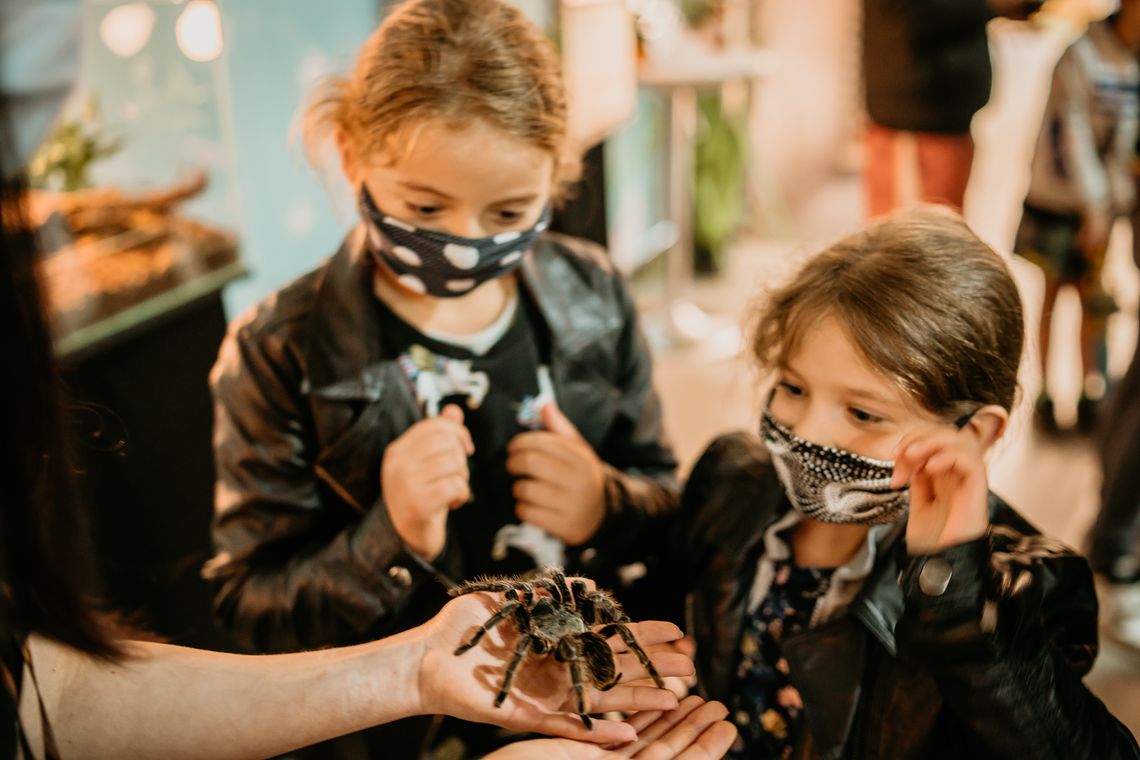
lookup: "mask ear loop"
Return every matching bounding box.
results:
[953,408,978,430]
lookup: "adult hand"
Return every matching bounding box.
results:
[416,592,694,745]
[507,403,607,546]
[382,404,473,560]
[891,425,990,555]
[483,696,737,759]
[653,637,698,700]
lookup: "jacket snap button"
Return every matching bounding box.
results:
[389,565,413,588]
[918,557,953,596]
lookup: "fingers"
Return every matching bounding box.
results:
[607,622,683,651]
[628,698,733,760]
[613,651,693,684]
[398,415,474,459]
[422,447,470,482]
[541,402,587,441]
[890,431,961,489]
[671,721,738,760]
[619,696,703,752]
[432,406,475,455]
[508,432,587,476]
[588,684,680,714]
[420,476,469,511]
[509,705,637,746]
[514,479,566,511]
[515,505,567,537]
[440,403,465,425]
[658,676,692,700]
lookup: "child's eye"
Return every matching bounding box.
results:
[406,202,441,217]
[848,407,884,424]
[778,381,804,398]
[495,209,523,224]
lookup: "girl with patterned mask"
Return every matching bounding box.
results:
[676,208,1136,759]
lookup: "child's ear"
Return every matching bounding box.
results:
[966,404,1009,451]
[335,129,360,187]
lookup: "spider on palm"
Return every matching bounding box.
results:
[451,568,666,729]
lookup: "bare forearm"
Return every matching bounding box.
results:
[29,629,426,760]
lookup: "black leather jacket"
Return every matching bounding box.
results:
[681,432,1139,760]
[204,228,678,653]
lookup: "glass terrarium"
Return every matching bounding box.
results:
[28,0,243,358]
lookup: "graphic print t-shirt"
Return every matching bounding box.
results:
[375,294,554,580]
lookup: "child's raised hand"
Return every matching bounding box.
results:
[381,404,474,560]
[507,403,606,546]
[890,426,990,555]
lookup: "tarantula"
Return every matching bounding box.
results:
[451,568,666,729]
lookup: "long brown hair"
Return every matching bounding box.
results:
[305,0,580,199]
[0,106,119,657]
[752,207,1024,419]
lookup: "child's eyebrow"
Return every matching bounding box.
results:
[492,193,540,206]
[397,180,455,199]
[843,387,896,406]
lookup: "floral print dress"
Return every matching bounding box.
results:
[727,558,835,759]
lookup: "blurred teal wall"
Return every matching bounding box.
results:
[218,0,379,316]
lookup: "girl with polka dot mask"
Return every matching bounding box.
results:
[205,2,681,757]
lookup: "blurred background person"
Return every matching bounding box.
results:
[1087,135,1140,656]
[1013,0,1140,435]
[861,0,1044,217]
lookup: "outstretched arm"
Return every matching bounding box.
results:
[25,594,692,760]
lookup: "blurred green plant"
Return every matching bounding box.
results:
[693,89,746,274]
[680,0,723,26]
[28,97,122,192]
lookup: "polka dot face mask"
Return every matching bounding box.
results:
[758,410,910,526]
[359,185,551,297]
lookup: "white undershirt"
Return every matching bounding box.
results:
[422,290,520,356]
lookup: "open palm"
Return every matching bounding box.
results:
[484,696,738,760]
[418,592,694,745]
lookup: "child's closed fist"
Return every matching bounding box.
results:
[507,403,606,546]
[382,404,474,560]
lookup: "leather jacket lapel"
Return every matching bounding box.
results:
[303,226,390,399]
[850,522,906,657]
[302,226,422,512]
[519,240,621,449]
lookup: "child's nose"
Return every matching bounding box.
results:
[793,405,837,449]
[448,215,487,239]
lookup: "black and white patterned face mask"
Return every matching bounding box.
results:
[759,410,909,525]
[359,185,550,297]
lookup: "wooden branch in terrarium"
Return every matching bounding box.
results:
[29,169,240,353]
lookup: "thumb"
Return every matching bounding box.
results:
[541,402,583,440]
[440,403,465,425]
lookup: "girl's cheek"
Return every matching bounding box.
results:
[847,429,904,462]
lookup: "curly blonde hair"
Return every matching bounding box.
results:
[305,0,580,199]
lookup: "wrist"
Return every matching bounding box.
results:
[357,626,430,721]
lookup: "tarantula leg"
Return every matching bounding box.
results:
[598,623,665,689]
[534,569,572,606]
[450,578,530,598]
[495,633,533,708]
[454,598,522,655]
[598,674,622,692]
[567,657,593,729]
[550,569,573,607]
